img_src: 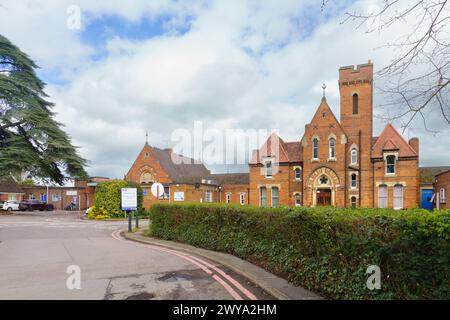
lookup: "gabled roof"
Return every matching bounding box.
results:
[250,132,302,164]
[0,180,24,194]
[300,97,347,144]
[372,123,418,158]
[151,147,211,183]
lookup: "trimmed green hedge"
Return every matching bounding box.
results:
[147,204,450,299]
[89,180,143,219]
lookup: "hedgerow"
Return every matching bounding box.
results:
[89,180,143,219]
[146,204,450,299]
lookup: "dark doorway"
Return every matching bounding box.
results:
[316,188,332,206]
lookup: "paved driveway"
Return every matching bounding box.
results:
[0,212,269,300]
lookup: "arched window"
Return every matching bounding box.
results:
[351,148,357,165]
[386,155,396,174]
[294,168,301,180]
[440,188,446,202]
[352,93,358,114]
[294,193,301,206]
[329,137,336,159]
[140,172,154,184]
[350,173,357,189]
[313,138,318,159]
[351,196,357,208]
[378,184,388,208]
[393,184,403,209]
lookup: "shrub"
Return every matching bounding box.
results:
[147,204,450,299]
[89,180,143,219]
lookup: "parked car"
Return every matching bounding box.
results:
[19,199,54,211]
[2,200,20,211]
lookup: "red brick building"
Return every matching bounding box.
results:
[434,170,450,209]
[123,61,430,210]
[125,142,249,208]
[249,61,420,209]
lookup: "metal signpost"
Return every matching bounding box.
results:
[121,188,138,232]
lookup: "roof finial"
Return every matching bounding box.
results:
[322,83,327,99]
[145,131,148,145]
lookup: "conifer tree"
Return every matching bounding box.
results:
[0,34,87,184]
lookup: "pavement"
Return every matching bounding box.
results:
[124,231,321,300]
[0,211,278,300]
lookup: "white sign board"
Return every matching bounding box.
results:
[121,188,137,211]
[174,192,185,202]
[66,190,77,196]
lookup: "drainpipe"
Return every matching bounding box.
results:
[344,140,348,208]
[358,130,362,207]
[372,159,375,207]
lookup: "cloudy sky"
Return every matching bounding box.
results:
[1,0,449,178]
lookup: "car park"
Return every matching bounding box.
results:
[19,199,54,211]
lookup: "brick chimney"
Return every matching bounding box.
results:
[409,137,419,154]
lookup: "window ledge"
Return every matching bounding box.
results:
[385,173,396,177]
[328,158,336,162]
[311,159,320,162]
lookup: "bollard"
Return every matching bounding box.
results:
[135,210,139,229]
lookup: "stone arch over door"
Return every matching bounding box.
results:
[306,167,340,207]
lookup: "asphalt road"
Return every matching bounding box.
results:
[0,211,271,300]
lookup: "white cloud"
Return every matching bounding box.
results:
[2,0,449,177]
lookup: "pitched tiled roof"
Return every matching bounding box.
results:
[250,132,302,164]
[0,180,24,194]
[284,141,302,162]
[151,147,211,183]
[372,123,418,158]
[420,166,450,184]
[210,173,249,185]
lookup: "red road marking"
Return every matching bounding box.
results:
[111,229,256,300]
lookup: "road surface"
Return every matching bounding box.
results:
[0,211,271,300]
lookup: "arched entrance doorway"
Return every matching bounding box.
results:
[306,167,340,207]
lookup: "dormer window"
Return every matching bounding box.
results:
[386,155,396,174]
[352,93,358,114]
[313,138,318,159]
[351,148,358,165]
[329,137,335,159]
[265,160,273,178]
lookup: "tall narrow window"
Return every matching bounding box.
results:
[205,191,212,203]
[440,188,446,203]
[313,138,318,159]
[260,187,267,207]
[239,193,245,205]
[350,173,357,189]
[265,161,273,178]
[351,148,357,165]
[329,138,336,159]
[393,184,403,209]
[294,168,301,180]
[295,193,301,206]
[271,187,279,207]
[226,193,231,203]
[386,155,396,174]
[378,185,388,208]
[352,93,358,114]
[351,196,357,208]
